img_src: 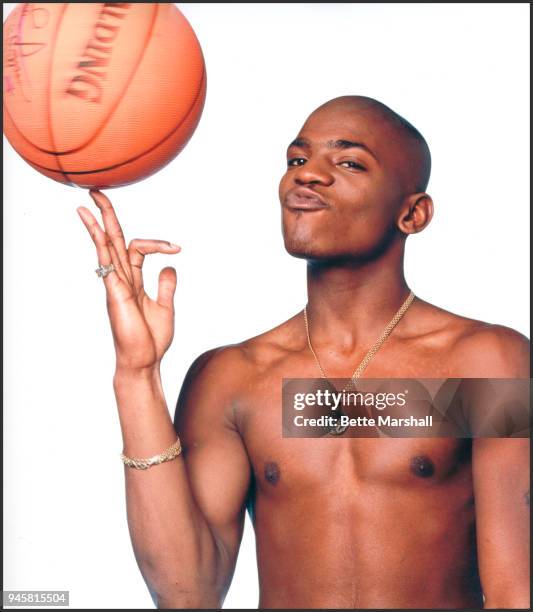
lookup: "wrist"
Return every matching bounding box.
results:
[113,365,164,399]
[114,364,161,383]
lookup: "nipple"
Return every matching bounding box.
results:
[410,455,435,478]
[264,462,280,485]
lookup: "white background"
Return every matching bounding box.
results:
[3,3,530,609]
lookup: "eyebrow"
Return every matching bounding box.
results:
[287,137,379,163]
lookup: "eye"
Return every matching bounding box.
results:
[287,157,306,167]
[339,160,366,171]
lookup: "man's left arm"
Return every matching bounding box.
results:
[467,324,530,609]
[473,438,530,609]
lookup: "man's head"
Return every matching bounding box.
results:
[279,96,433,263]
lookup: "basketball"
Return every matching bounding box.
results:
[3,3,206,188]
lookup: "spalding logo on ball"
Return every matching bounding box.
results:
[3,3,206,188]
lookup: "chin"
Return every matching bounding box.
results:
[285,245,313,260]
[283,235,317,259]
[282,223,327,259]
[283,237,343,261]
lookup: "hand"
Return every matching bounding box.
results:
[77,190,181,372]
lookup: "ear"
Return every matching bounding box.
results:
[397,193,433,235]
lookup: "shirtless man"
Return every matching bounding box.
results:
[77,96,530,609]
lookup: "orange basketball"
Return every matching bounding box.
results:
[3,3,206,188]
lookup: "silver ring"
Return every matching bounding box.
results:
[95,263,115,278]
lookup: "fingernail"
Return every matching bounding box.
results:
[168,243,180,248]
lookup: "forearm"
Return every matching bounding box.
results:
[484,594,530,609]
[474,439,530,611]
[483,579,530,609]
[113,367,220,608]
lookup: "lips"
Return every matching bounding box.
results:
[284,188,329,211]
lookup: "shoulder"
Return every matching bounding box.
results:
[174,315,302,431]
[179,312,303,400]
[451,321,530,377]
[407,299,529,377]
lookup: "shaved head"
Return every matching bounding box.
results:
[308,95,431,193]
[280,95,434,263]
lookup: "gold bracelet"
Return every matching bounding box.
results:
[120,437,182,470]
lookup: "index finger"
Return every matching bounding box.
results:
[76,206,121,291]
[89,190,133,284]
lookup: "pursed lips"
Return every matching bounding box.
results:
[284,188,329,211]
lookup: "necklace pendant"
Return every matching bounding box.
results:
[329,420,349,436]
[328,405,349,436]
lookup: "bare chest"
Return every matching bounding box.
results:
[234,377,472,498]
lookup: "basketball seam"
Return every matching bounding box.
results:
[17,65,206,178]
[50,3,159,157]
[47,3,72,185]
[4,4,72,183]
[4,3,158,157]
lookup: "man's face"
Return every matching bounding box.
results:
[279,104,408,261]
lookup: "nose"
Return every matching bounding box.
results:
[292,158,333,187]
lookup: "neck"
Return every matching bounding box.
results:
[305,252,411,350]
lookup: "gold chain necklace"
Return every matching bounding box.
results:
[303,290,415,434]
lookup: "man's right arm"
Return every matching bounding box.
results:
[77,191,251,608]
[114,347,251,609]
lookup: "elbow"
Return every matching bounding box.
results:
[153,588,220,610]
[144,568,221,609]
[137,549,222,609]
